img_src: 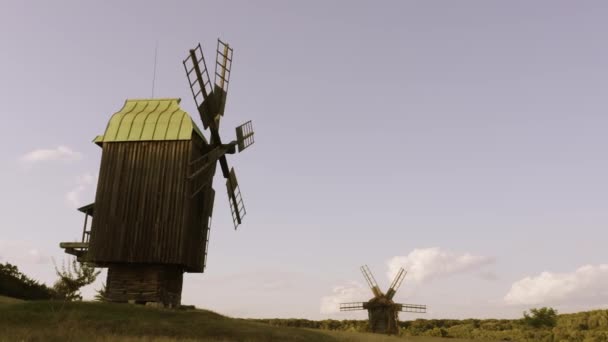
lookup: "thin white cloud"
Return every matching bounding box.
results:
[66,173,96,207]
[20,145,82,163]
[320,281,369,314]
[321,247,495,315]
[504,264,608,306]
[386,247,495,284]
[0,240,51,265]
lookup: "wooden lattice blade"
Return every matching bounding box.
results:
[397,303,427,313]
[183,43,219,130]
[340,302,365,311]
[226,167,246,229]
[360,265,384,297]
[213,39,233,117]
[386,268,406,300]
[236,120,255,152]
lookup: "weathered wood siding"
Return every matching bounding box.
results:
[88,137,212,271]
[183,133,216,271]
[105,264,183,307]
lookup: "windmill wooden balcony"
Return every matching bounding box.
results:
[59,203,93,261]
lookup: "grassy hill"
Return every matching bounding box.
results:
[0,300,334,342]
[0,299,486,342]
[0,294,24,304]
[4,298,606,342]
[254,310,608,342]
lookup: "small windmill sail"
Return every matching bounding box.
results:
[339,265,427,335]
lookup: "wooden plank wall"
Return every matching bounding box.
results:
[182,133,216,272]
[88,140,208,270]
[105,264,183,307]
[88,140,186,264]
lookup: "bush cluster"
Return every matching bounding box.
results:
[0,262,55,300]
[249,308,608,341]
[0,259,100,301]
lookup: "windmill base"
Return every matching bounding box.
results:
[105,264,184,308]
[368,307,400,335]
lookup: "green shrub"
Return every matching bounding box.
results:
[523,307,558,328]
[52,258,100,301]
[0,262,54,300]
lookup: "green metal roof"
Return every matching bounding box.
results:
[94,98,205,144]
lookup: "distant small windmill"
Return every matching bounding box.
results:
[59,39,255,307]
[340,265,426,335]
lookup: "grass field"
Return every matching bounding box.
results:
[319,330,489,342]
[0,299,488,342]
[0,294,24,305]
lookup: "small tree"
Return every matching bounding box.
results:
[523,307,558,328]
[53,258,100,301]
[94,282,107,302]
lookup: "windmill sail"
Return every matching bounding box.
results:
[183,44,216,129]
[340,302,365,311]
[183,39,253,233]
[213,39,233,117]
[188,147,223,198]
[361,265,384,298]
[189,146,224,180]
[236,120,255,152]
[397,303,427,313]
[386,268,406,300]
[226,168,246,229]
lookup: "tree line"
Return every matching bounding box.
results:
[250,307,608,341]
[0,259,103,301]
[3,261,607,341]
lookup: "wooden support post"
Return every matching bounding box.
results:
[82,214,89,243]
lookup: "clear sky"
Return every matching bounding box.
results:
[1,0,607,320]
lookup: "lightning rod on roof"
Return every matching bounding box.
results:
[152,40,158,98]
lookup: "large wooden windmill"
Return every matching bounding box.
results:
[340,265,426,335]
[59,39,254,307]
